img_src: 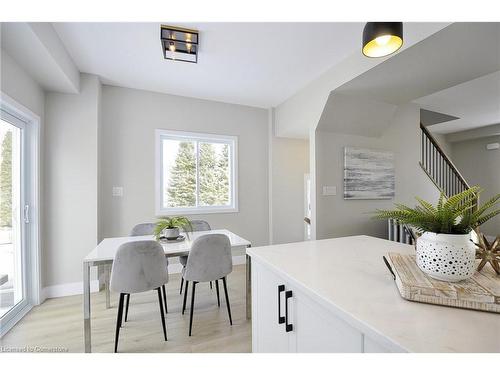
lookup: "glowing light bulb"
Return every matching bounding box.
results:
[375,35,391,46]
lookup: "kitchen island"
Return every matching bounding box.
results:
[247,235,500,353]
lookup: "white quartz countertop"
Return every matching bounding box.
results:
[247,235,500,353]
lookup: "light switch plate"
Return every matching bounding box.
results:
[322,186,337,196]
[486,143,499,150]
[112,186,123,197]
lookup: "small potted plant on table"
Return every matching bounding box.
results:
[374,186,499,282]
[154,216,192,240]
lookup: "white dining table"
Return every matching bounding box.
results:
[82,229,251,353]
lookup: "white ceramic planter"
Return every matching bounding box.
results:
[416,232,476,282]
[164,227,180,240]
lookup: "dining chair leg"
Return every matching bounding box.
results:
[210,281,213,289]
[157,287,167,341]
[124,294,130,323]
[162,284,168,314]
[215,279,220,307]
[114,293,125,353]
[182,280,189,315]
[179,277,184,295]
[189,282,197,336]
[222,277,233,325]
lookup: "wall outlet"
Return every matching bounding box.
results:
[322,186,337,196]
[112,186,123,197]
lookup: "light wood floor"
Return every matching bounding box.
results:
[1,265,251,353]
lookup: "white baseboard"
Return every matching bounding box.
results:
[42,255,247,300]
[233,255,246,265]
[42,280,100,300]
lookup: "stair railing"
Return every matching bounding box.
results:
[419,123,471,197]
[389,123,475,246]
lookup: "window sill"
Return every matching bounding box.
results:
[156,207,239,216]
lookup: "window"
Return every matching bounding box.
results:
[156,129,238,215]
[0,94,41,337]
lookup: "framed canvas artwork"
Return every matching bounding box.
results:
[344,147,395,199]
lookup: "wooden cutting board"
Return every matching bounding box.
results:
[387,252,500,313]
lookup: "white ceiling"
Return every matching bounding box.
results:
[314,23,500,136]
[335,23,500,106]
[53,22,366,108]
[415,70,500,134]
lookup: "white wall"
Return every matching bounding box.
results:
[44,74,100,287]
[100,85,270,251]
[275,52,388,139]
[274,24,449,139]
[451,135,500,236]
[271,136,309,244]
[1,49,45,117]
[429,131,453,158]
[315,103,439,239]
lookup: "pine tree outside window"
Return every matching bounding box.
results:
[155,129,238,214]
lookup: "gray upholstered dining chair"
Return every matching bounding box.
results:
[110,240,169,352]
[181,233,233,336]
[179,219,211,294]
[130,223,156,236]
[125,223,168,321]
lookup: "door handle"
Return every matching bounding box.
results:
[277,285,285,324]
[24,205,30,224]
[285,290,293,332]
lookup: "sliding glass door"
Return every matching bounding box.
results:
[0,109,28,331]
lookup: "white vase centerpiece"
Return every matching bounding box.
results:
[153,216,192,241]
[374,186,500,282]
[415,232,476,282]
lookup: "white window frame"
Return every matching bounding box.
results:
[155,129,238,215]
[0,93,41,338]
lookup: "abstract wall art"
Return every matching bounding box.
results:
[344,147,395,200]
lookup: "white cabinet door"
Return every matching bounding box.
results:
[290,288,363,353]
[252,262,292,352]
[252,260,363,353]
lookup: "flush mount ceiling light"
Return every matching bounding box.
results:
[160,25,199,63]
[362,22,403,58]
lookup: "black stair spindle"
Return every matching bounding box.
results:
[392,124,474,246]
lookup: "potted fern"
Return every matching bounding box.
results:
[154,216,192,240]
[374,186,499,282]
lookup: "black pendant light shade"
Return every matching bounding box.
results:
[362,22,403,58]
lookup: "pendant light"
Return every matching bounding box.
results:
[160,25,199,63]
[362,22,403,58]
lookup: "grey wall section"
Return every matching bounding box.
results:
[315,103,440,240]
[1,49,45,116]
[100,85,269,249]
[271,137,309,244]
[430,131,453,158]
[451,135,500,236]
[44,74,100,287]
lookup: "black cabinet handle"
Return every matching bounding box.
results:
[285,290,293,332]
[277,285,285,324]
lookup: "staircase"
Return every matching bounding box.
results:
[388,123,473,245]
[419,123,471,197]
